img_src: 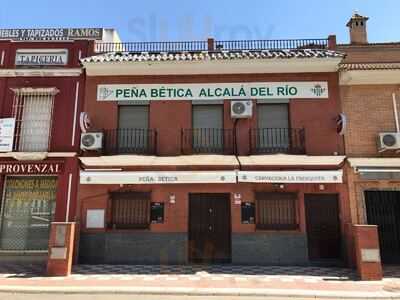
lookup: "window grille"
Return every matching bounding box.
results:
[256,192,298,230]
[11,88,58,152]
[109,191,151,229]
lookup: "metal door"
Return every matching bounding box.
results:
[365,191,400,264]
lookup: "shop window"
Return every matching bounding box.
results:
[192,104,224,152]
[12,88,58,152]
[110,191,150,229]
[0,176,57,251]
[256,192,298,230]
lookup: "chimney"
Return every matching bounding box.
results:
[346,12,369,44]
[207,38,215,51]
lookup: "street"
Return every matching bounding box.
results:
[0,294,347,300]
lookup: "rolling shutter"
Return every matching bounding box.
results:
[192,105,223,129]
[118,105,149,129]
[257,104,289,129]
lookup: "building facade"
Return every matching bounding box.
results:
[339,14,400,265]
[76,37,353,266]
[0,28,119,262]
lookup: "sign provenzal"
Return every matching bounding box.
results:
[0,162,63,174]
[97,82,329,101]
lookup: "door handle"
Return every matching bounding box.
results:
[209,225,212,231]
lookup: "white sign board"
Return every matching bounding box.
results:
[86,209,105,229]
[80,171,237,185]
[50,247,67,260]
[238,170,343,184]
[16,49,68,66]
[361,249,381,263]
[0,118,15,152]
[97,82,329,102]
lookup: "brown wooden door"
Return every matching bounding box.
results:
[305,194,341,260]
[189,193,231,264]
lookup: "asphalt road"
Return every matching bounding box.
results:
[0,293,316,300]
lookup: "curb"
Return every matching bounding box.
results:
[0,286,399,299]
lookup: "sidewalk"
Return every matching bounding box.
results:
[0,264,400,299]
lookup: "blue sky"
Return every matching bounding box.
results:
[0,0,398,43]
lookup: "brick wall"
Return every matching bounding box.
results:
[340,84,400,157]
[338,45,400,63]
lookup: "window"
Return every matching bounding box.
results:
[192,104,224,152]
[118,105,149,129]
[12,88,58,152]
[117,105,149,153]
[0,176,57,250]
[256,192,298,230]
[257,104,290,151]
[110,191,150,229]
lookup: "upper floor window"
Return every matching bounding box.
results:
[118,105,149,130]
[191,104,225,153]
[103,104,152,155]
[257,103,289,129]
[255,103,291,153]
[11,88,58,152]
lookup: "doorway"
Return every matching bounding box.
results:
[188,193,231,263]
[305,194,341,261]
[365,191,400,264]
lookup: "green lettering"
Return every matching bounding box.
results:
[238,87,246,97]
[151,89,158,98]
[199,89,207,97]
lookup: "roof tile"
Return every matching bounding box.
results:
[81,49,344,64]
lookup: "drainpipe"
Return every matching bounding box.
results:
[393,93,399,133]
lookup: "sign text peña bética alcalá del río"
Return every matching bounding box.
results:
[97,82,329,101]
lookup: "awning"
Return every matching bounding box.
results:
[80,155,239,168]
[348,158,400,169]
[238,154,345,167]
[80,171,237,184]
[238,170,343,184]
[348,158,400,180]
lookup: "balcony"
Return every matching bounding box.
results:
[103,128,157,155]
[181,128,234,155]
[94,38,329,53]
[250,128,306,155]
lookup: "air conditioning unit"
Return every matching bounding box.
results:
[81,132,103,151]
[378,132,400,151]
[231,100,253,118]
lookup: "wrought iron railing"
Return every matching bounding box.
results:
[181,128,234,154]
[214,39,328,51]
[250,128,305,155]
[95,40,207,53]
[103,128,157,155]
[94,38,329,53]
